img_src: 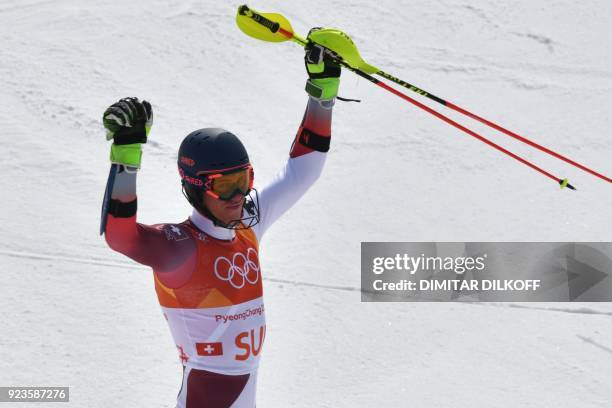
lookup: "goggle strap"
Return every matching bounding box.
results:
[195,163,251,176]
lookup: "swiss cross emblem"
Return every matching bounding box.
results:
[196,342,224,356]
[163,225,189,242]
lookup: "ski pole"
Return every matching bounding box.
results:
[100,163,119,235]
[373,71,611,184]
[236,5,578,190]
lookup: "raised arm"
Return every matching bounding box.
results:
[253,33,341,240]
[101,98,196,284]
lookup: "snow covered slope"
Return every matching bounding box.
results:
[1,1,611,407]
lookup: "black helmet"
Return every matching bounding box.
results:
[177,128,259,229]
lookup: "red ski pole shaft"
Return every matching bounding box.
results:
[348,66,575,189]
[376,70,611,184]
[446,102,611,183]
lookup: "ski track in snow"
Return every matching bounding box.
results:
[2,249,611,317]
[1,0,612,407]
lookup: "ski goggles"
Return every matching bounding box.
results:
[203,166,254,201]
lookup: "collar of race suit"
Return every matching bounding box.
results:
[189,209,237,241]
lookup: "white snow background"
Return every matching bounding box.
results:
[1,0,611,407]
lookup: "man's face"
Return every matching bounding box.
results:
[202,192,245,226]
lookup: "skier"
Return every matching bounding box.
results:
[102,33,341,408]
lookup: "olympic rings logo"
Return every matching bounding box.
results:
[214,248,260,289]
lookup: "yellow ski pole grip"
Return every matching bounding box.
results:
[238,5,280,33]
